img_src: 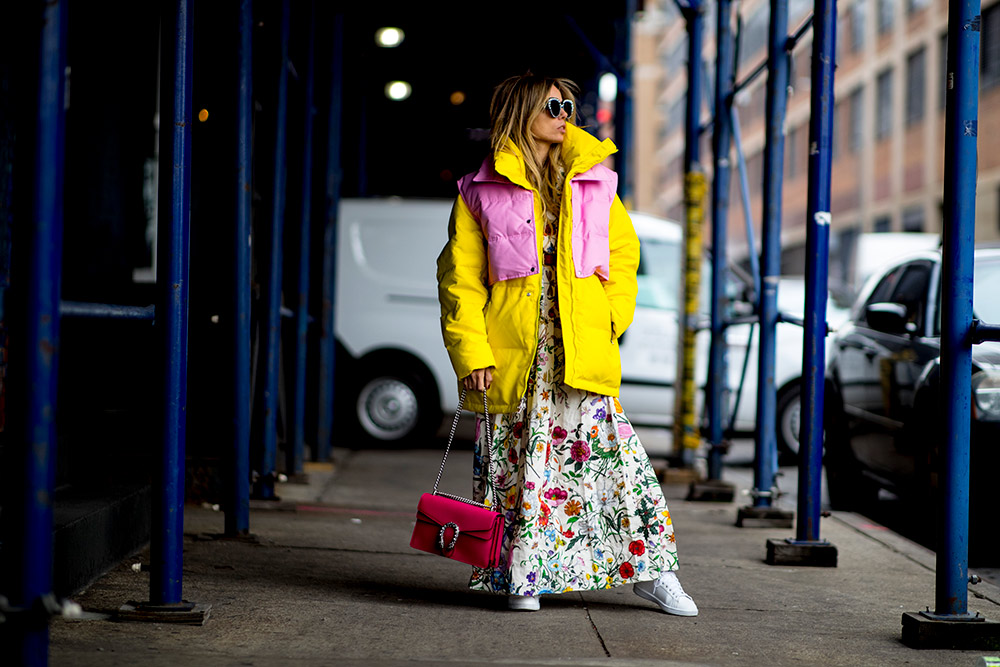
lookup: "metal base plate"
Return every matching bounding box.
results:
[687,479,736,502]
[918,610,985,622]
[765,538,838,567]
[657,467,702,485]
[193,532,261,544]
[736,505,794,528]
[117,601,211,625]
[902,611,1000,650]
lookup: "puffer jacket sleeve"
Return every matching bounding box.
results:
[604,194,640,339]
[436,194,496,380]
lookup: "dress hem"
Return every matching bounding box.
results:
[469,566,678,597]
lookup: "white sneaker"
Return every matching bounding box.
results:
[507,595,540,611]
[634,571,698,616]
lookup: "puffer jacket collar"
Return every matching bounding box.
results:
[471,123,618,190]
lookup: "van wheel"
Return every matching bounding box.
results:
[352,362,438,445]
[776,383,802,463]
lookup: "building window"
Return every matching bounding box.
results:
[874,215,892,232]
[983,3,1000,89]
[740,5,770,67]
[747,151,763,188]
[849,86,864,152]
[878,0,894,34]
[907,0,930,14]
[785,124,799,178]
[667,95,686,135]
[794,48,811,93]
[665,156,684,186]
[876,69,893,140]
[832,98,842,160]
[939,32,948,111]
[906,47,926,126]
[902,206,925,231]
[832,225,860,292]
[665,39,687,73]
[852,0,867,52]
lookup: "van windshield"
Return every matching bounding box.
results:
[975,258,1000,324]
[636,238,682,311]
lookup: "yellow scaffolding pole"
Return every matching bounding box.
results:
[673,170,707,462]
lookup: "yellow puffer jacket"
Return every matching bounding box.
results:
[436,124,640,413]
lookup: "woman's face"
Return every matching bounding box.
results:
[529,85,568,147]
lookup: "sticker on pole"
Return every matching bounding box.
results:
[814,211,831,227]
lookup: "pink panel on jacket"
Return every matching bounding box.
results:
[458,159,616,284]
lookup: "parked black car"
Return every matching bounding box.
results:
[824,247,1000,558]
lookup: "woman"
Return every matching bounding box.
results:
[436,73,697,615]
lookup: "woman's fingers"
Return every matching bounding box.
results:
[462,367,494,392]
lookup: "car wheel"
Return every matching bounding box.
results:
[351,361,439,445]
[776,383,802,462]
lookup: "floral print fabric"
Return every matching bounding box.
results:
[469,207,679,597]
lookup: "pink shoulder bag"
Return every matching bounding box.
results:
[409,389,504,569]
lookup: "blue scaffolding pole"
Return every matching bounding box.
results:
[288,0,316,479]
[674,0,707,467]
[16,0,68,662]
[766,0,840,565]
[228,0,253,536]
[796,0,836,544]
[150,0,194,607]
[255,0,291,499]
[934,0,978,620]
[744,0,790,521]
[316,12,344,463]
[754,0,788,510]
[706,0,735,483]
[901,0,1000,646]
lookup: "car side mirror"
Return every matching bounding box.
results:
[866,302,909,335]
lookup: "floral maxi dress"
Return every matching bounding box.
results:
[470,203,679,597]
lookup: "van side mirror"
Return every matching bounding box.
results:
[865,302,909,335]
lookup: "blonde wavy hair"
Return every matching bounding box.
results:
[490,74,578,219]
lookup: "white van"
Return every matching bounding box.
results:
[334,198,833,450]
[335,198,706,444]
[335,198,456,443]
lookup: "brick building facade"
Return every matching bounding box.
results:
[630,0,1000,273]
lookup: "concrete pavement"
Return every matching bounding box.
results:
[49,442,1000,666]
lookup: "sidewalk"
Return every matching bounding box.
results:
[50,445,1000,666]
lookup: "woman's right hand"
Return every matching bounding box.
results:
[463,367,493,391]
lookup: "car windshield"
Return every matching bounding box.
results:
[975,257,1000,323]
[636,238,682,310]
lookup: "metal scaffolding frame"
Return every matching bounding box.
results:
[7,0,1000,658]
[5,1,346,659]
